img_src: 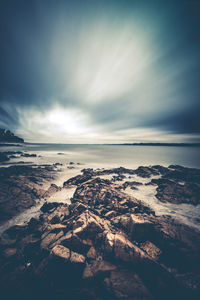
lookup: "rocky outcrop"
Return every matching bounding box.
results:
[150,165,200,205]
[0,165,57,224]
[1,170,200,300]
[0,151,37,162]
[0,128,24,143]
[0,152,9,162]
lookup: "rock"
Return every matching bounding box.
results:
[87,246,97,259]
[51,245,85,265]
[42,184,61,199]
[112,214,155,242]
[150,165,200,205]
[105,269,153,300]
[83,260,116,279]
[40,202,60,213]
[71,210,109,239]
[140,241,161,260]
[70,251,85,264]
[135,166,159,178]
[50,245,66,258]
[63,174,92,187]
[3,247,17,258]
[61,232,90,254]
[103,231,148,263]
[40,230,64,250]
[0,165,56,224]
[21,153,37,157]
[0,152,10,162]
[105,210,117,219]
[122,181,143,189]
[1,164,199,300]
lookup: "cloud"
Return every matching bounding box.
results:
[0,0,200,142]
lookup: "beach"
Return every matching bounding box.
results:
[0,144,200,299]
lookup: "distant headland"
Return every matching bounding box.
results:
[0,128,24,143]
[109,142,200,147]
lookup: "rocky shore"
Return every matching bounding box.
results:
[0,164,200,299]
[0,164,58,224]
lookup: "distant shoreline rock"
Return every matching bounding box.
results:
[0,128,24,143]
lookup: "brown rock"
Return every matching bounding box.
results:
[40,230,64,250]
[140,241,161,260]
[87,246,97,259]
[51,244,70,260]
[70,251,85,264]
[61,232,90,254]
[72,210,110,238]
[83,260,116,279]
[3,247,17,258]
[51,245,85,264]
[105,269,153,300]
[103,231,148,263]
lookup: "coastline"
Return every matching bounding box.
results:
[0,153,200,299]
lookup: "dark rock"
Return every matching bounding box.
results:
[0,165,56,224]
[63,174,92,187]
[41,202,61,213]
[0,152,10,162]
[104,269,153,300]
[0,164,199,300]
[21,153,37,157]
[150,165,200,205]
[0,128,24,143]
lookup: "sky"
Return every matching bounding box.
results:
[0,0,200,143]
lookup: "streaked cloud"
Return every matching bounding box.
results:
[0,0,200,143]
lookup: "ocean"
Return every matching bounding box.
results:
[2,143,200,169]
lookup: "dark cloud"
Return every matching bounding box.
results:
[0,106,19,129]
[0,0,200,142]
[149,104,200,135]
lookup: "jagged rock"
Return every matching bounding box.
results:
[0,165,56,224]
[83,260,116,279]
[40,230,64,250]
[87,246,97,259]
[0,164,200,300]
[51,245,85,264]
[140,241,161,260]
[0,152,10,162]
[113,214,155,242]
[71,210,110,238]
[104,269,153,300]
[41,204,69,224]
[40,202,61,213]
[63,174,92,187]
[61,232,90,254]
[103,231,148,263]
[2,247,17,258]
[135,166,159,178]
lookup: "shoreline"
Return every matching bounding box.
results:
[1,163,200,232]
[0,150,200,299]
[0,163,200,299]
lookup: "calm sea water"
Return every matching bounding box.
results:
[3,143,199,169]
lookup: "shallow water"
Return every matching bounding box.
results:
[123,177,200,231]
[0,143,200,235]
[1,143,200,168]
